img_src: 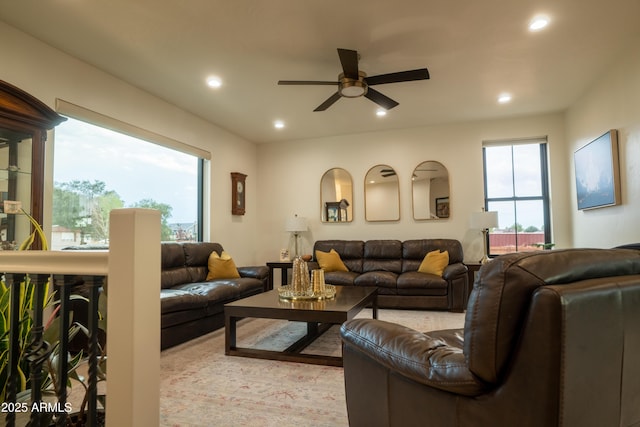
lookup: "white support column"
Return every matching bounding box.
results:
[107,208,161,427]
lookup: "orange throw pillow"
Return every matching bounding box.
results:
[418,250,449,276]
[206,251,241,280]
[315,249,349,272]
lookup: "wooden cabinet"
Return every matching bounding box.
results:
[0,80,66,249]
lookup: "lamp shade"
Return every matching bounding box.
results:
[285,216,308,233]
[470,211,499,230]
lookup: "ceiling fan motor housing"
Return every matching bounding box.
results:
[339,72,368,98]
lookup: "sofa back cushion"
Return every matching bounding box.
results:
[161,243,190,289]
[183,242,225,282]
[464,248,640,385]
[363,240,402,273]
[313,240,364,273]
[402,239,463,272]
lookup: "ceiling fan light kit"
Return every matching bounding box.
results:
[278,48,429,112]
[338,72,368,98]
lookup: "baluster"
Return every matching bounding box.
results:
[4,273,24,427]
[85,275,103,426]
[53,274,71,427]
[25,273,52,427]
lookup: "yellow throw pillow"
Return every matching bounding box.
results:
[206,251,241,280]
[315,249,349,272]
[418,250,449,276]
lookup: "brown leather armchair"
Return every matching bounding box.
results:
[340,248,640,427]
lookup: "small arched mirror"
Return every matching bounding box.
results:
[365,164,400,221]
[412,161,450,220]
[320,168,353,222]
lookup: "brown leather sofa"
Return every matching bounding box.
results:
[340,248,640,427]
[310,239,468,312]
[161,242,268,349]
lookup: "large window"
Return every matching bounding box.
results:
[52,116,204,249]
[483,139,551,255]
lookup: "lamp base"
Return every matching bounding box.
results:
[479,229,492,264]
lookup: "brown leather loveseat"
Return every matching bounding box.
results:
[311,239,468,312]
[160,242,268,349]
[340,248,640,427]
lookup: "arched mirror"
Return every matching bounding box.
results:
[365,164,400,221]
[412,161,450,220]
[320,168,353,222]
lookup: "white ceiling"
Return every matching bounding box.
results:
[1,0,639,144]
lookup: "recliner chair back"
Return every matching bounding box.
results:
[464,248,640,384]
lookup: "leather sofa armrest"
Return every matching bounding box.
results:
[237,265,269,280]
[340,318,487,396]
[442,262,468,280]
[306,261,320,271]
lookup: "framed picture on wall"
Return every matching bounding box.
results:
[574,129,620,210]
[436,197,450,218]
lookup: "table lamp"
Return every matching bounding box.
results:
[285,214,308,258]
[470,210,499,264]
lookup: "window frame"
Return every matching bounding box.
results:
[482,139,552,256]
[53,100,206,245]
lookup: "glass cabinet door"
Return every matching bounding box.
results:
[0,130,32,248]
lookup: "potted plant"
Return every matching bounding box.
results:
[0,210,107,426]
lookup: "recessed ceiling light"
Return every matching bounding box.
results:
[206,76,222,88]
[529,16,550,31]
[274,120,285,129]
[376,109,387,117]
[498,93,512,104]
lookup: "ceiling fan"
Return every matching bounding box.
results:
[380,168,397,178]
[278,48,430,112]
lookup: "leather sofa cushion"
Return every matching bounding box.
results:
[161,307,207,328]
[161,288,208,314]
[355,271,398,289]
[313,240,364,273]
[173,282,239,304]
[402,239,464,272]
[161,267,192,290]
[324,271,359,286]
[363,240,402,273]
[183,242,224,267]
[397,272,448,296]
[162,242,187,268]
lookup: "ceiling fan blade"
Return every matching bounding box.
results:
[314,91,342,111]
[365,88,399,110]
[337,48,359,79]
[278,80,338,85]
[365,68,430,86]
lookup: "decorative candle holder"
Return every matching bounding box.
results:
[311,269,325,296]
[278,260,336,301]
[290,256,311,297]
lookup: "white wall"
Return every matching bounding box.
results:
[0,22,260,264]
[256,113,569,264]
[566,37,640,247]
[10,19,636,264]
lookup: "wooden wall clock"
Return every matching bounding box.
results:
[231,172,247,215]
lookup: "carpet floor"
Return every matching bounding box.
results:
[159,309,465,427]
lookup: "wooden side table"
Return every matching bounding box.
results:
[266,261,293,291]
[465,263,482,305]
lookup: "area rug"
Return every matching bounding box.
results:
[159,309,465,427]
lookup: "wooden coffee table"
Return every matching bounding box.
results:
[224,286,377,367]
